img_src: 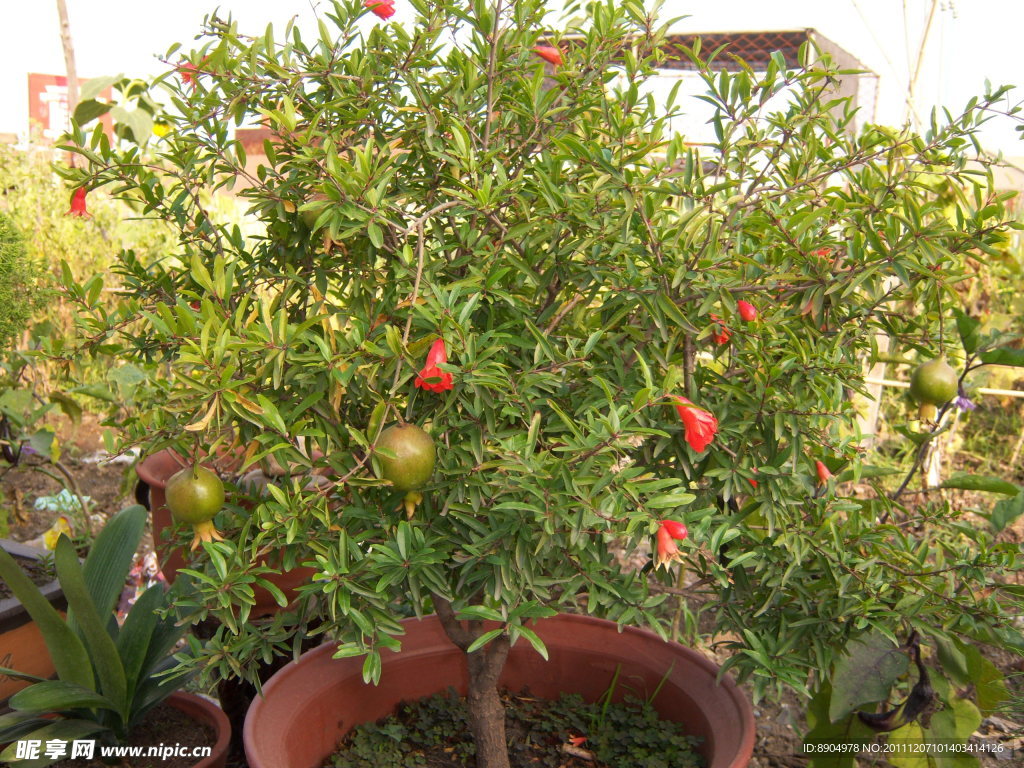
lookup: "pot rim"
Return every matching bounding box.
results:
[166,691,232,768]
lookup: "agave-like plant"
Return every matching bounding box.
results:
[0,505,192,767]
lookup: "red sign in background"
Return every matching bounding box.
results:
[27,73,113,142]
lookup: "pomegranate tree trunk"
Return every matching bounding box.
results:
[434,597,511,768]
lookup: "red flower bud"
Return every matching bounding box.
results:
[659,519,688,541]
[737,300,758,322]
[670,395,718,453]
[66,187,89,218]
[533,45,563,67]
[414,338,454,393]
[709,314,731,345]
[364,0,396,19]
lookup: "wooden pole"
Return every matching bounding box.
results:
[56,0,79,123]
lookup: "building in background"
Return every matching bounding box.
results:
[27,73,112,144]
[645,29,878,142]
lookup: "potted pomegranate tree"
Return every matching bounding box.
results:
[62,0,1023,764]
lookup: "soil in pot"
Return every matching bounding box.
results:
[323,688,704,768]
[0,554,54,599]
[49,701,215,768]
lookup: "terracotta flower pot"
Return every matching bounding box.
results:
[244,613,755,768]
[164,691,232,768]
[135,450,317,618]
[0,539,65,710]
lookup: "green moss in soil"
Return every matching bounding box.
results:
[324,688,704,768]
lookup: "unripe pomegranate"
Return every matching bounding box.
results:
[375,423,435,518]
[909,357,958,421]
[165,465,225,550]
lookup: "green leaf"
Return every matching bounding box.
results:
[953,309,980,354]
[138,583,190,683]
[894,425,934,446]
[110,105,153,143]
[54,537,128,716]
[803,684,873,768]
[886,721,930,768]
[0,543,93,691]
[934,636,969,686]
[361,651,382,685]
[836,465,901,483]
[130,658,191,724]
[513,625,548,660]
[829,630,909,722]
[76,506,147,636]
[466,629,504,653]
[456,605,504,622]
[989,491,1024,533]
[962,644,1009,715]
[9,680,119,714]
[939,473,1020,496]
[0,719,108,766]
[0,667,48,684]
[367,222,384,249]
[80,75,119,101]
[0,712,53,744]
[979,347,1024,367]
[73,99,112,126]
[48,391,83,423]
[645,492,696,509]
[115,583,163,697]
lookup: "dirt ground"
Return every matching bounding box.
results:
[2,421,1022,768]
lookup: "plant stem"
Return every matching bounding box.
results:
[434,596,512,768]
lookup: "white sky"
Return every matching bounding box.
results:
[2,0,1022,155]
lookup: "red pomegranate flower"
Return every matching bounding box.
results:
[364,0,396,19]
[179,62,197,86]
[671,395,718,453]
[815,459,833,486]
[654,523,683,570]
[66,187,89,218]
[414,338,454,393]
[532,45,563,67]
[709,314,731,345]
[737,300,758,322]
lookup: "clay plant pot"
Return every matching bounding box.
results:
[164,691,232,768]
[244,613,755,768]
[135,449,317,618]
[0,539,66,710]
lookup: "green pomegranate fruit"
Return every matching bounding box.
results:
[165,465,225,550]
[376,423,436,491]
[300,192,329,230]
[909,357,958,421]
